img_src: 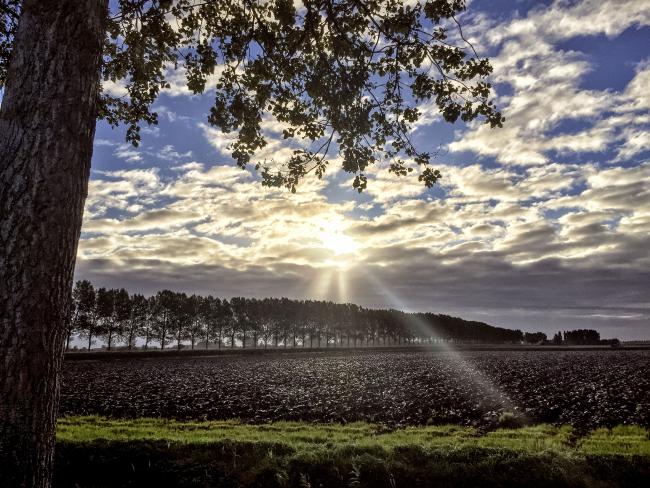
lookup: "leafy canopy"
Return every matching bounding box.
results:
[1,0,503,192]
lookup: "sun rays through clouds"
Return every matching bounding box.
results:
[81,0,650,339]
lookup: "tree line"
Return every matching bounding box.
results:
[550,330,614,346]
[68,280,540,351]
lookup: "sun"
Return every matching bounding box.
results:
[319,229,359,256]
[310,226,358,299]
[316,224,360,270]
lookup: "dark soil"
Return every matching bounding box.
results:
[60,349,650,430]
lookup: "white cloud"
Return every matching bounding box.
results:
[450,1,650,167]
[80,0,649,338]
[114,143,143,163]
[486,0,650,45]
[155,144,193,162]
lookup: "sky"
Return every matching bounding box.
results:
[78,0,650,340]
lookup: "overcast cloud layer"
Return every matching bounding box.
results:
[80,0,650,339]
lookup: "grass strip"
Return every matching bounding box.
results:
[54,417,650,487]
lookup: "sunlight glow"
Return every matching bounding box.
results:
[316,224,360,272]
[319,228,359,256]
[363,269,526,421]
[308,267,351,301]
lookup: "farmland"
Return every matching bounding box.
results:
[60,349,650,431]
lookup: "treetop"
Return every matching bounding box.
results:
[1,0,503,191]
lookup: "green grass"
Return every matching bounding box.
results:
[54,417,650,487]
[57,416,650,456]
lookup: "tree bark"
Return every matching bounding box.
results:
[0,1,107,487]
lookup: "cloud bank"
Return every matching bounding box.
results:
[81,0,650,339]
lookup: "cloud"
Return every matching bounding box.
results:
[84,168,162,218]
[80,0,649,339]
[155,144,193,162]
[450,1,650,167]
[485,0,650,45]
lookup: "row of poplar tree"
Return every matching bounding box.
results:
[67,280,531,351]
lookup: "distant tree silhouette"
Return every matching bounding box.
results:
[197,296,213,350]
[563,329,600,345]
[185,294,202,350]
[63,284,549,351]
[169,292,190,350]
[152,290,175,349]
[228,297,245,348]
[126,294,149,350]
[68,280,95,351]
[95,288,115,351]
[220,299,235,349]
[112,289,131,350]
[524,332,547,344]
[141,297,157,349]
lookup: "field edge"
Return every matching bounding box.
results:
[57,416,650,457]
[54,417,650,487]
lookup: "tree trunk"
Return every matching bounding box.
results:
[130,326,137,350]
[0,1,107,486]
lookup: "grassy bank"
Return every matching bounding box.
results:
[55,417,650,487]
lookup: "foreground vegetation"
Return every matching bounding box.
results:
[54,417,650,487]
